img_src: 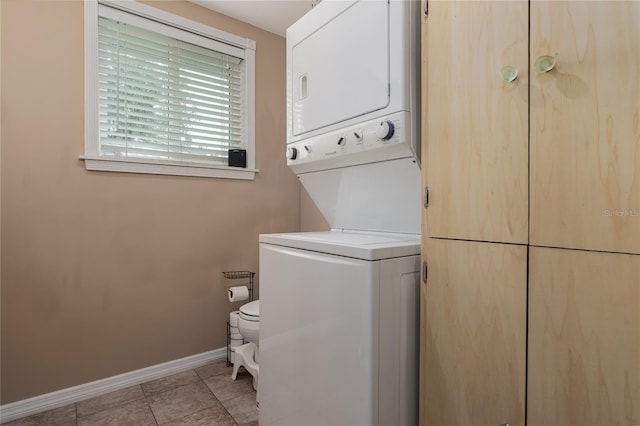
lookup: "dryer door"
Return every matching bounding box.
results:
[290,0,389,136]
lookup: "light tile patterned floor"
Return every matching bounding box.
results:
[4,359,258,426]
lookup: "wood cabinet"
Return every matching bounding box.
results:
[422,0,528,245]
[528,247,640,426]
[420,238,526,426]
[421,1,640,425]
[529,1,640,254]
[423,0,640,252]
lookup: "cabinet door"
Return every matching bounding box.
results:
[420,238,526,425]
[530,1,640,254]
[528,247,640,425]
[423,0,528,244]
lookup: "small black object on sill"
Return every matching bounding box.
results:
[228,149,247,168]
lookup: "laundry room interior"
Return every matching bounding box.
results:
[1,0,638,425]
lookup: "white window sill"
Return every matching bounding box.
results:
[80,156,257,180]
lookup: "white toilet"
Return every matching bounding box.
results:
[231,300,260,390]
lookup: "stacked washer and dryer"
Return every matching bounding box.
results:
[259,1,421,424]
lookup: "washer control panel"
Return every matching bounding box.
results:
[286,112,414,174]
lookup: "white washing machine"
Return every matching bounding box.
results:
[259,231,419,426]
[259,0,421,424]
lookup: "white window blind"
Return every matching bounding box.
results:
[97,16,243,166]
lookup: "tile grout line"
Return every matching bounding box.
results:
[75,385,147,423]
[198,366,251,425]
[146,366,238,425]
[144,376,204,425]
[76,363,226,422]
[199,370,238,423]
[144,387,161,426]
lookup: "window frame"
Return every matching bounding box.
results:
[83,0,257,180]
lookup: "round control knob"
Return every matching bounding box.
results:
[337,136,346,147]
[286,146,298,160]
[304,145,312,153]
[376,120,395,140]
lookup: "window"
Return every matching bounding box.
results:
[83,0,256,179]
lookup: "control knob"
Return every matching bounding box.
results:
[376,120,395,140]
[286,146,298,160]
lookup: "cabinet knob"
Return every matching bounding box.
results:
[500,66,518,83]
[534,55,556,74]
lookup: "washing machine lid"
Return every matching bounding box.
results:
[259,230,420,261]
[239,300,259,318]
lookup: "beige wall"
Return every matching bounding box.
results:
[0,0,300,403]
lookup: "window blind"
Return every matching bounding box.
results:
[97,16,244,165]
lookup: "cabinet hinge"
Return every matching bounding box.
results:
[422,260,428,283]
[423,0,428,18]
[423,186,429,208]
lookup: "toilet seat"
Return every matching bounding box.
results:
[240,313,259,322]
[239,300,259,322]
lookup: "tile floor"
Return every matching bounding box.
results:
[4,359,258,426]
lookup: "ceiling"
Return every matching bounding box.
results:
[191,0,313,37]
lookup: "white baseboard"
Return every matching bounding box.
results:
[0,347,227,424]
